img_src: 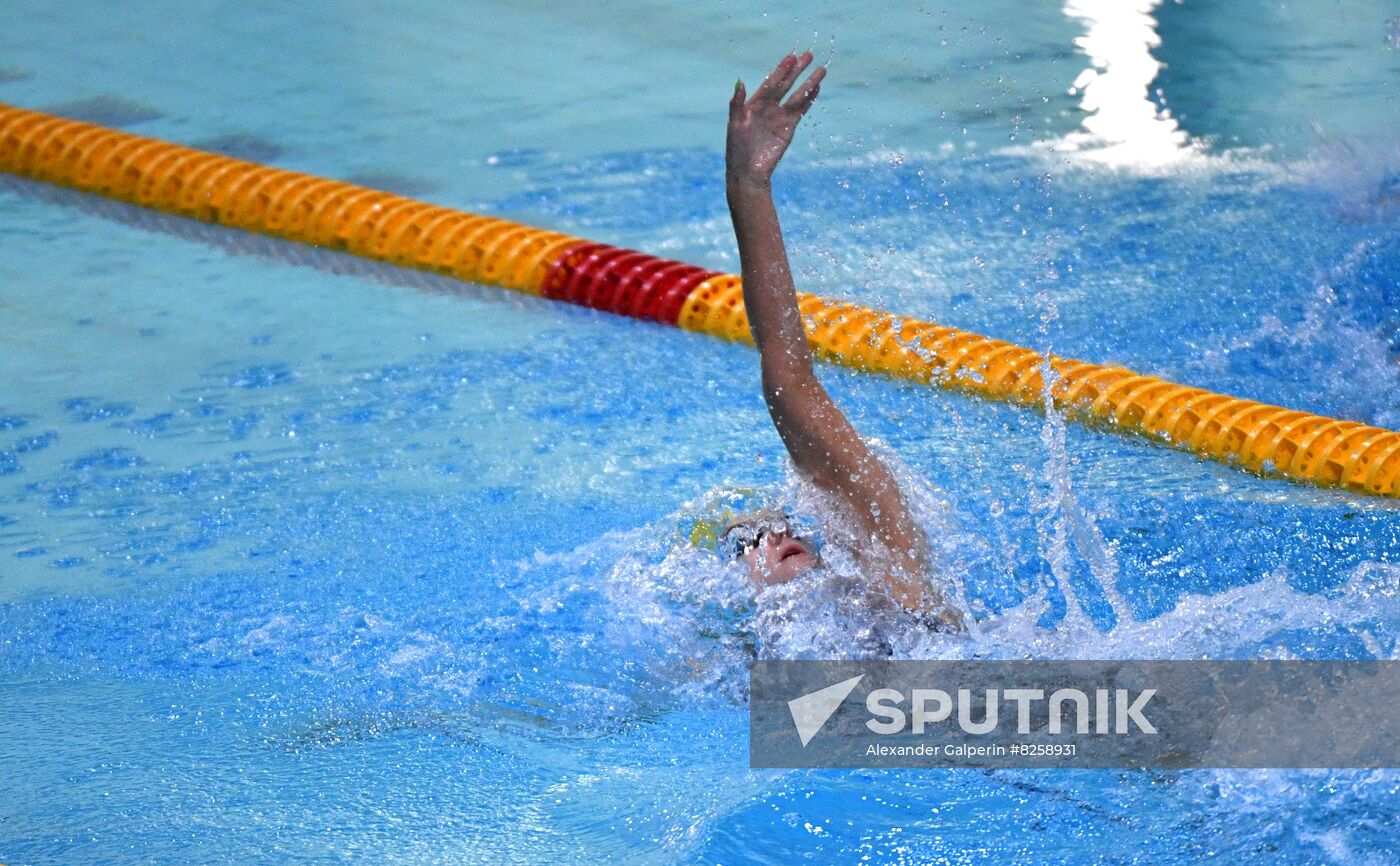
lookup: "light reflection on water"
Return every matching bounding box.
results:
[1054,0,1196,168]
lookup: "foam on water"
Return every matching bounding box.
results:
[609,499,1396,670]
[594,442,1398,712]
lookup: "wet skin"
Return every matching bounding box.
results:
[741,527,820,587]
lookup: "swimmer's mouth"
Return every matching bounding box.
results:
[778,540,807,561]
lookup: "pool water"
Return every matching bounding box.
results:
[2,1,1399,863]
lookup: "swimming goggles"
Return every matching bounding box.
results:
[721,509,798,560]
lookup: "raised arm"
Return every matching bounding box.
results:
[726,54,961,629]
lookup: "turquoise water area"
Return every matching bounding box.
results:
[2,1,1399,863]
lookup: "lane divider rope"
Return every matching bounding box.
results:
[2,102,1396,498]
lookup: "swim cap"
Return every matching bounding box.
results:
[683,487,775,553]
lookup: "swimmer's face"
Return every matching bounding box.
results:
[741,528,818,586]
[725,512,819,587]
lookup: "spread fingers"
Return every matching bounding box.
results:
[751,52,813,104]
[783,64,825,114]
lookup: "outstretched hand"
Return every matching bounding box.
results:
[727,52,826,186]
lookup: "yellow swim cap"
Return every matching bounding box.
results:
[682,487,773,553]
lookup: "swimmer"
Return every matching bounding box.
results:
[724,53,964,633]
